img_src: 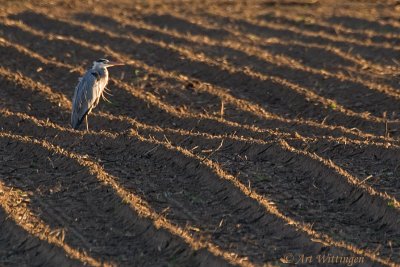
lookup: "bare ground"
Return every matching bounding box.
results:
[1,0,400,266]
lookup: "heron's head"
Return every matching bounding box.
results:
[92,58,124,69]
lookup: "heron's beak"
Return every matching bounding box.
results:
[107,61,125,67]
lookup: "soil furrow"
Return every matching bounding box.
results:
[0,197,83,267]
[1,21,388,144]
[202,11,400,69]
[17,12,390,132]
[0,115,385,266]
[1,108,398,265]
[258,12,400,48]
[3,59,400,224]
[0,180,108,267]
[133,10,400,119]
[1,2,398,265]
[136,14,400,121]
[3,14,393,142]
[0,132,238,267]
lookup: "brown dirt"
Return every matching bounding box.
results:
[1,0,400,266]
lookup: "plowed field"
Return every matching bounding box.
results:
[1,1,400,266]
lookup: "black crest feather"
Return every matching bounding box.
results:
[96,58,108,63]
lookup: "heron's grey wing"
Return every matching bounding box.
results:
[71,71,101,129]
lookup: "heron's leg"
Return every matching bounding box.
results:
[85,116,89,132]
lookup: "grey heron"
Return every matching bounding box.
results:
[71,58,123,131]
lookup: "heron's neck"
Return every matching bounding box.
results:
[92,66,108,75]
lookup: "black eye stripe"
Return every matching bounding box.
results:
[96,59,108,63]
